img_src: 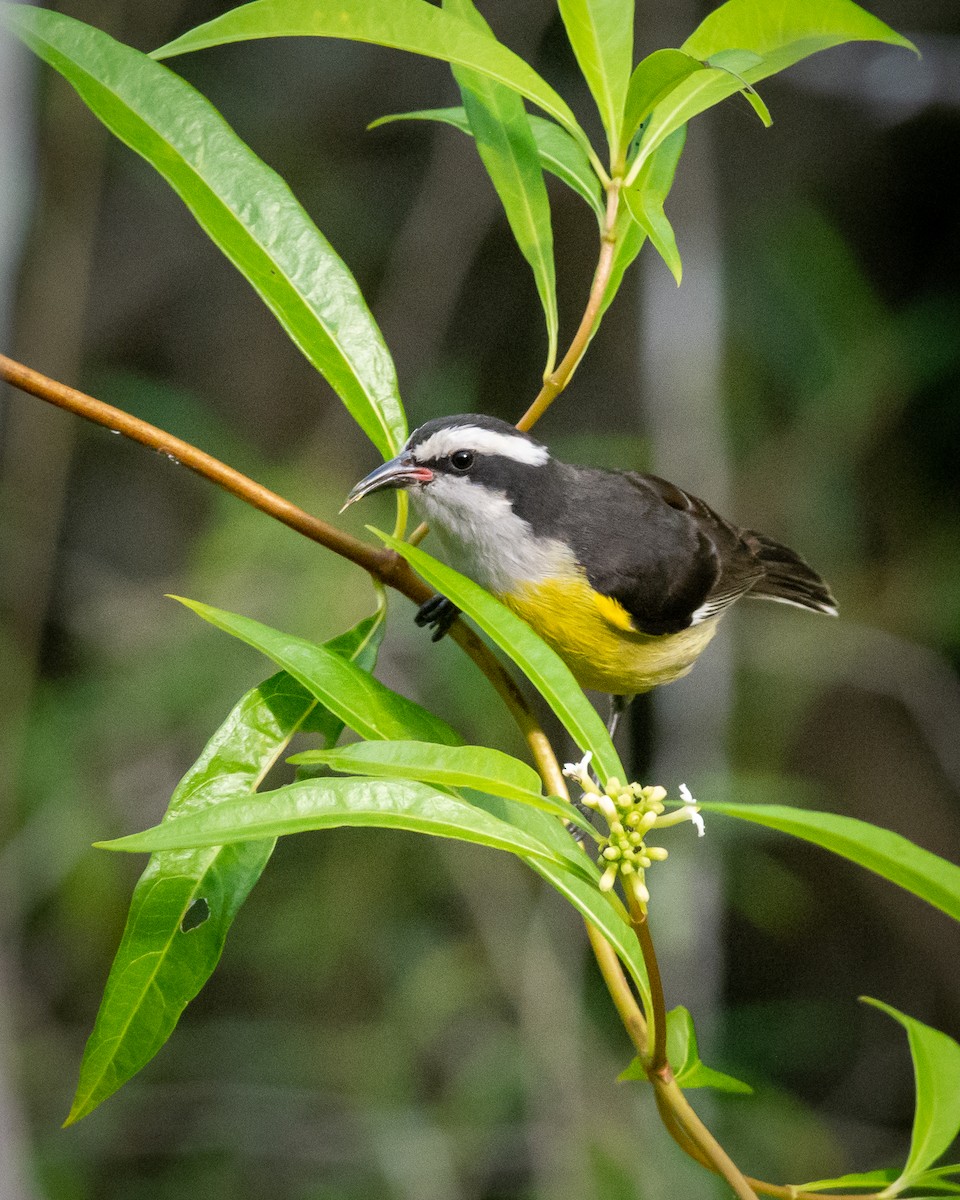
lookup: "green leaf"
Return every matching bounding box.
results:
[698,800,960,922]
[370,106,605,222]
[862,998,960,1189]
[626,0,915,186]
[1,6,406,458]
[152,0,593,159]
[914,1165,960,1191]
[288,738,596,835]
[555,0,633,156]
[172,596,461,747]
[65,610,384,1124]
[796,1170,899,1194]
[370,530,624,786]
[623,125,687,285]
[619,1005,753,1094]
[622,49,705,151]
[444,0,558,372]
[94,776,585,871]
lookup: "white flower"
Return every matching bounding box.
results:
[679,783,705,837]
[562,750,598,794]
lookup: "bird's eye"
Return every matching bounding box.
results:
[450,450,474,472]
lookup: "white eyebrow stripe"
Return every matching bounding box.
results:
[410,425,549,466]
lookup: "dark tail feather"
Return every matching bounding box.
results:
[744,531,838,616]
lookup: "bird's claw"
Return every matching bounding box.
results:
[415,594,461,642]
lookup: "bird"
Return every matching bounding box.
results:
[344,414,837,730]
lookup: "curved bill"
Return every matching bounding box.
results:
[341,452,434,512]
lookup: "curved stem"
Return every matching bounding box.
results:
[515,177,622,433]
[654,1077,759,1200]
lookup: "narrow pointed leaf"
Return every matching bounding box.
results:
[2,6,405,458]
[65,611,383,1124]
[445,0,557,371]
[914,1165,960,1190]
[556,0,633,153]
[797,1171,899,1194]
[152,0,591,156]
[371,530,623,785]
[95,776,585,872]
[622,49,705,151]
[619,1005,753,1093]
[699,801,960,921]
[173,596,461,746]
[623,125,686,285]
[370,106,605,221]
[627,0,914,184]
[289,739,595,834]
[862,998,960,1187]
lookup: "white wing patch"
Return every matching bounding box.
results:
[689,587,748,625]
[409,425,549,466]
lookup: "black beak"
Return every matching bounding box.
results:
[341,452,434,512]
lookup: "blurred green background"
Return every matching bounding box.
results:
[2,1,960,1197]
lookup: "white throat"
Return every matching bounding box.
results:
[412,476,574,595]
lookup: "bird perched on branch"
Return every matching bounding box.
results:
[345,415,836,726]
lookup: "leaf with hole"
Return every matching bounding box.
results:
[1,5,406,458]
[65,610,383,1124]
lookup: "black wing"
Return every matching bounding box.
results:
[557,468,764,636]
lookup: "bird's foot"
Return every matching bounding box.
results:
[415,593,461,642]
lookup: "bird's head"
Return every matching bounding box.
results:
[343,415,551,531]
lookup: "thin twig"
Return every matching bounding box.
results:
[631,907,668,1074]
[515,178,622,432]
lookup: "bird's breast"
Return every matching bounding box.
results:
[500,573,720,695]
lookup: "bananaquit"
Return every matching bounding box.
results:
[345,415,836,714]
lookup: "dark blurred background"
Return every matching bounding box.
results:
[2,1,960,1196]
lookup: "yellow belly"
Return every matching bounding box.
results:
[501,574,720,695]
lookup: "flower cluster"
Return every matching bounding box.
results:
[562,753,704,912]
